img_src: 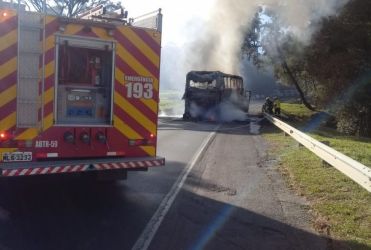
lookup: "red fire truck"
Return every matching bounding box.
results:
[0,4,164,179]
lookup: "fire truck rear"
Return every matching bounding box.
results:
[0,4,164,179]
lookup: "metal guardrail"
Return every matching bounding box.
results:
[264,113,371,192]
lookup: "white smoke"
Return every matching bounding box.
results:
[219,102,248,122]
[160,0,350,119]
[189,100,248,122]
[190,101,205,118]
[186,0,350,74]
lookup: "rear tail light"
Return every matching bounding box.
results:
[96,132,107,143]
[64,131,75,144]
[0,131,22,147]
[0,131,12,141]
[0,132,6,139]
[80,132,90,144]
[148,133,156,144]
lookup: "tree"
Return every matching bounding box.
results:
[271,33,317,111]
[27,0,44,12]
[242,0,371,136]
[242,11,317,111]
[302,0,371,135]
[26,0,114,17]
[241,11,262,68]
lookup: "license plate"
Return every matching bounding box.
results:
[2,152,32,162]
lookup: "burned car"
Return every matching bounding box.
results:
[182,71,251,121]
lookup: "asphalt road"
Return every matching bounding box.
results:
[148,122,329,250]
[0,113,344,250]
[0,119,218,250]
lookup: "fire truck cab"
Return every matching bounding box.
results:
[0,4,164,178]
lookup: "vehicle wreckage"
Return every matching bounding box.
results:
[182,71,251,121]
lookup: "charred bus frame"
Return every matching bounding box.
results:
[182,71,251,120]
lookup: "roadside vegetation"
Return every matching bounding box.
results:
[159,90,184,116]
[262,103,371,248]
[242,0,371,137]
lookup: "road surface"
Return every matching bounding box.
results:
[148,121,327,250]
[0,119,218,250]
[0,114,344,250]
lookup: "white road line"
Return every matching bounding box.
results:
[132,125,219,250]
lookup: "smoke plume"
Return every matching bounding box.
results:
[189,101,248,122]
[185,0,349,74]
[160,0,349,118]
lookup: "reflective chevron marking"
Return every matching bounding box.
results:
[110,26,161,157]
[0,14,162,160]
[0,11,17,134]
[1,158,165,177]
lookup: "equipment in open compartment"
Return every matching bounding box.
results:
[56,36,115,125]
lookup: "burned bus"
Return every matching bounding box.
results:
[182,71,251,120]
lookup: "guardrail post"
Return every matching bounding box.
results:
[321,141,331,168]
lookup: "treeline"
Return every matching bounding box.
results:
[242,0,371,137]
[25,0,119,17]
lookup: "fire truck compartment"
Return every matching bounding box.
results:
[55,36,115,125]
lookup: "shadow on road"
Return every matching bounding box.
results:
[0,176,132,250]
[149,185,367,250]
[0,159,367,250]
[0,161,188,250]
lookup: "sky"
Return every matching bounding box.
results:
[121,0,350,92]
[123,0,215,46]
[122,0,218,91]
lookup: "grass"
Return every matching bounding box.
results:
[160,89,183,99]
[280,102,317,120]
[263,103,371,248]
[159,90,184,115]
